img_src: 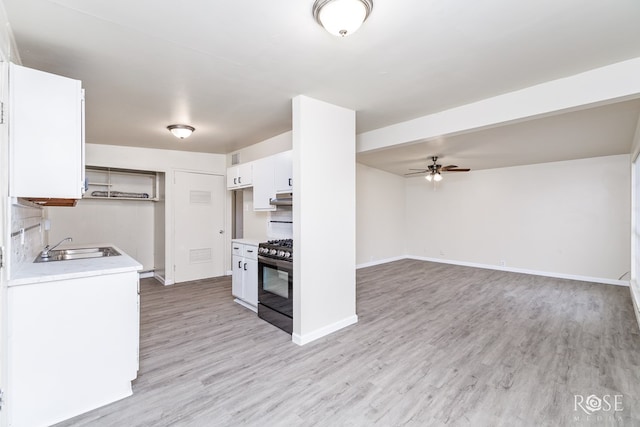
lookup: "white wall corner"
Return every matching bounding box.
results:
[408,255,629,287]
[292,315,358,346]
[356,255,407,269]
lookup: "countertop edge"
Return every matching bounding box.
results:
[8,244,143,287]
[231,238,261,246]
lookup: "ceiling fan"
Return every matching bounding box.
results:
[405,156,470,181]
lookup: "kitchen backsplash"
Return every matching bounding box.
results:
[267,207,292,239]
[10,201,44,277]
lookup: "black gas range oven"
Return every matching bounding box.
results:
[257,239,293,334]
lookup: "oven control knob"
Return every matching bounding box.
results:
[283,251,291,258]
[277,250,285,257]
[269,249,277,256]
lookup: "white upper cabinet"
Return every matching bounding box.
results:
[9,63,85,199]
[273,150,293,194]
[226,162,253,189]
[252,156,276,211]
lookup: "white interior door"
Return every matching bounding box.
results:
[174,171,225,283]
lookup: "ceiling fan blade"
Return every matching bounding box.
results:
[441,165,459,171]
[445,168,471,172]
[408,168,428,171]
[404,171,428,175]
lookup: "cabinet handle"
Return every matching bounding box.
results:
[238,260,242,268]
[234,177,237,185]
[246,249,253,253]
[288,178,292,187]
[233,246,239,250]
[243,262,247,271]
[238,176,242,184]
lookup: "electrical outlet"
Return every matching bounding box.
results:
[499,260,506,266]
[439,250,445,256]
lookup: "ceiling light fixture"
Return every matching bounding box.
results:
[167,124,195,139]
[425,171,443,182]
[313,0,373,37]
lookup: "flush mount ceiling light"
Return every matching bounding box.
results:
[167,124,195,139]
[313,0,373,37]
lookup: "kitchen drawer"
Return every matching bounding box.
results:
[243,245,258,260]
[232,243,243,257]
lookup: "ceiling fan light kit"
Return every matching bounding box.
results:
[313,0,373,37]
[406,156,471,182]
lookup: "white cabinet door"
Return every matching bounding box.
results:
[238,162,253,187]
[232,254,243,298]
[226,163,253,189]
[243,258,258,306]
[252,156,276,211]
[227,165,239,188]
[231,242,258,308]
[274,150,293,193]
[9,63,84,199]
[7,272,138,427]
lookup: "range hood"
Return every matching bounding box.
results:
[269,193,293,206]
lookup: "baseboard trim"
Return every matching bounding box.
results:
[234,298,257,313]
[292,315,358,346]
[630,279,640,331]
[407,256,629,287]
[139,271,154,279]
[356,256,406,269]
[153,273,174,286]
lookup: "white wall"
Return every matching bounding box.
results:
[227,131,292,166]
[293,95,357,345]
[629,114,640,328]
[405,154,631,282]
[47,199,156,271]
[356,163,406,266]
[57,144,226,285]
[239,188,270,242]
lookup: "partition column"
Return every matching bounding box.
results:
[292,95,357,345]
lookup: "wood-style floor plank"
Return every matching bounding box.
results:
[55,260,640,426]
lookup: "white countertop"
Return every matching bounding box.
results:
[232,238,261,246]
[9,244,143,287]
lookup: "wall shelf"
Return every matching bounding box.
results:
[84,166,160,201]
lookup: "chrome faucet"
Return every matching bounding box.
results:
[41,237,72,258]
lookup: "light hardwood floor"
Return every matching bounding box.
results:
[56,259,640,426]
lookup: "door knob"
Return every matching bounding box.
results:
[219,230,224,234]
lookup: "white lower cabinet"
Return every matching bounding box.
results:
[7,271,139,427]
[231,241,258,311]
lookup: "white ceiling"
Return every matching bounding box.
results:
[357,98,640,174]
[3,0,640,171]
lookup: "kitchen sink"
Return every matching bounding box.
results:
[34,247,121,263]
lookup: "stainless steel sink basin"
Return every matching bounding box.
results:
[35,246,121,263]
